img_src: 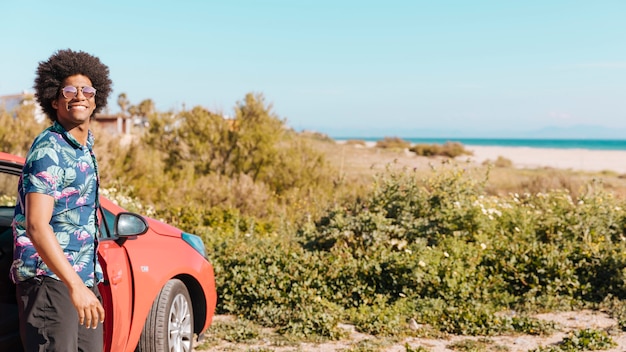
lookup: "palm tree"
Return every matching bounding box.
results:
[117,93,130,117]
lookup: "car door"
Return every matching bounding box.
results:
[0,160,22,350]
[98,206,134,352]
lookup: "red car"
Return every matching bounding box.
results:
[0,152,217,351]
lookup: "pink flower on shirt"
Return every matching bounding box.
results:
[73,262,85,272]
[77,161,90,172]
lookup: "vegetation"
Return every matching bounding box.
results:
[409,141,473,158]
[531,329,617,351]
[375,137,411,150]
[484,156,514,168]
[344,139,367,147]
[0,95,42,155]
[4,93,626,350]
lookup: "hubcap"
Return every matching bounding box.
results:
[168,294,192,352]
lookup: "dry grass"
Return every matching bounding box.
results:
[310,139,626,200]
[311,139,448,181]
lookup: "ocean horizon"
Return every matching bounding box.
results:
[334,137,626,151]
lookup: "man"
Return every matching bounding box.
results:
[11,49,112,351]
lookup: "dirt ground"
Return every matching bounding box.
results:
[200,310,626,352]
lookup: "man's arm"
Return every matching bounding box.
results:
[24,192,105,328]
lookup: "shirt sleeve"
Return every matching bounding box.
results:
[22,145,63,198]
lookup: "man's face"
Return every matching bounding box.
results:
[51,74,96,128]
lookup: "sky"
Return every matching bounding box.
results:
[1,1,626,138]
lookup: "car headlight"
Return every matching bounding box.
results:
[181,232,206,257]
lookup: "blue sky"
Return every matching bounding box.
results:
[1,1,625,138]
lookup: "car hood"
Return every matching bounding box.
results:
[144,216,185,238]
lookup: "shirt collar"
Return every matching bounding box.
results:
[50,121,94,149]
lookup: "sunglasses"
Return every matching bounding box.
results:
[60,86,97,99]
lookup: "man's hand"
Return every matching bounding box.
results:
[70,284,105,328]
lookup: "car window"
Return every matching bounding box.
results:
[0,170,18,207]
[0,171,17,237]
[98,207,117,239]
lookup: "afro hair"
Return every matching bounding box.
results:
[34,49,113,122]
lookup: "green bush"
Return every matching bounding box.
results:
[531,328,617,351]
[294,165,626,336]
[205,318,261,343]
[345,297,416,336]
[210,229,346,338]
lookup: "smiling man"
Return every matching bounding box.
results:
[10,49,112,351]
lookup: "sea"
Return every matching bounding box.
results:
[338,137,626,151]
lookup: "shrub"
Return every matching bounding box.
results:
[601,296,626,330]
[410,142,472,158]
[559,329,617,351]
[211,229,346,338]
[409,144,441,157]
[100,93,341,227]
[344,139,367,147]
[294,164,626,337]
[439,142,473,158]
[375,137,411,150]
[205,318,261,343]
[0,100,45,156]
[482,186,626,306]
[531,328,617,351]
[345,297,416,336]
[483,156,513,168]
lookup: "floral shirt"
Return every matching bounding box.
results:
[10,122,103,287]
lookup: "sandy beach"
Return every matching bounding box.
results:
[339,140,626,175]
[465,145,626,174]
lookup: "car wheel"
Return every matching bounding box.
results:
[136,279,194,352]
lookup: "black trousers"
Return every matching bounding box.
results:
[16,276,103,352]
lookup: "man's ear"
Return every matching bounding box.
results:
[51,100,58,110]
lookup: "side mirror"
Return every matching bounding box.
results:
[115,212,148,237]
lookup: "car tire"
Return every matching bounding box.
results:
[136,279,194,352]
